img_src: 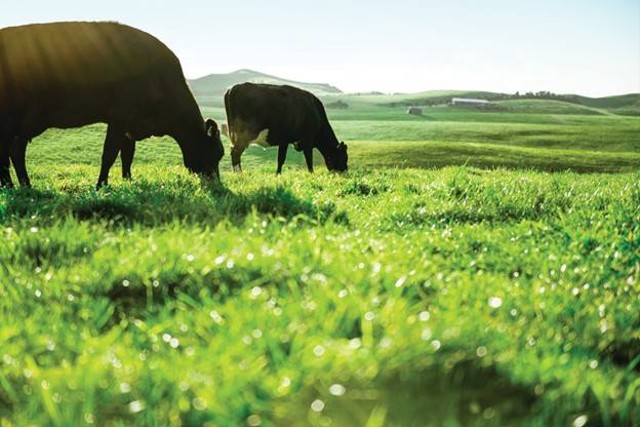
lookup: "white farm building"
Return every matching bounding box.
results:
[451,97,491,108]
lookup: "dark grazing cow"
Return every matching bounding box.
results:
[0,21,224,189]
[224,83,347,174]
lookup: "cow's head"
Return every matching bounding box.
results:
[203,118,224,179]
[326,141,348,172]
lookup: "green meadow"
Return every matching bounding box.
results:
[1,95,639,426]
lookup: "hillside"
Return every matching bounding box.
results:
[494,99,604,115]
[357,90,640,116]
[372,90,508,106]
[569,93,640,109]
[188,69,343,102]
[571,93,640,116]
[189,68,640,115]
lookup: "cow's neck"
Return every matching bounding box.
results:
[315,128,340,157]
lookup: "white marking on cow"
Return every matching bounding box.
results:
[248,128,270,148]
[233,164,242,173]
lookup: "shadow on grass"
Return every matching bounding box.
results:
[214,184,339,223]
[104,263,268,324]
[274,359,539,426]
[603,339,640,373]
[0,187,60,221]
[0,179,345,227]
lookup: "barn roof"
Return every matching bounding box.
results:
[452,97,490,103]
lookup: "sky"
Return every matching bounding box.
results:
[2,0,639,96]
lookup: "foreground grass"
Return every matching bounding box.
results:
[0,165,638,426]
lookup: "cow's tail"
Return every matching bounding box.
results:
[224,88,234,142]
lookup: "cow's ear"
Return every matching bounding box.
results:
[205,118,217,137]
[339,141,347,150]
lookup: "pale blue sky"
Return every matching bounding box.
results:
[2,1,639,96]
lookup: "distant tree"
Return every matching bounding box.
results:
[325,100,349,109]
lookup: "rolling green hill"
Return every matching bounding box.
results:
[573,94,640,116]
[189,69,639,116]
[364,90,639,114]
[328,89,639,115]
[570,93,640,109]
[370,90,508,106]
[493,99,604,115]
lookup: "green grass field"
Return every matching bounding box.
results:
[1,97,639,426]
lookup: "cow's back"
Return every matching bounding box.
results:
[0,22,190,136]
[1,22,181,94]
[225,83,323,144]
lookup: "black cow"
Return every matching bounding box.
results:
[224,83,347,174]
[0,21,224,189]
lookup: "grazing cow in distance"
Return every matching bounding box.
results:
[0,21,224,189]
[224,83,348,174]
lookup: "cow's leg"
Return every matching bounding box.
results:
[303,147,314,173]
[9,138,31,187]
[120,136,136,180]
[276,143,289,175]
[231,145,245,173]
[97,125,125,189]
[0,141,14,188]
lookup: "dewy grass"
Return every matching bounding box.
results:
[0,165,638,426]
[1,103,638,425]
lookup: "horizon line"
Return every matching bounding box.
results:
[187,69,640,99]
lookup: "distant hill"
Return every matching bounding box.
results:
[368,90,640,116]
[569,94,640,116]
[188,69,343,104]
[564,93,640,109]
[494,99,604,115]
[188,69,640,115]
[371,90,509,106]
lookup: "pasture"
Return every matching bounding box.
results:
[1,96,639,426]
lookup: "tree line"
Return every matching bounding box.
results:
[386,90,583,108]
